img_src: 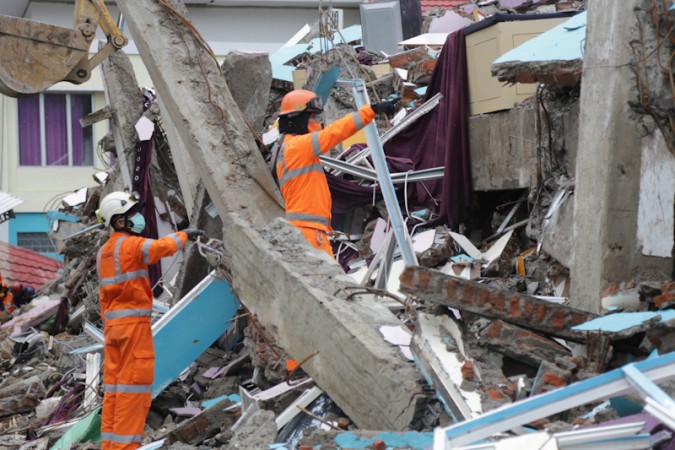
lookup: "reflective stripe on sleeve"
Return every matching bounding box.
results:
[170,233,184,251]
[311,132,322,156]
[142,239,154,265]
[286,212,330,227]
[278,163,324,188]
[100,270,149,287]
[352,111,364,130]
[114,236,126,275]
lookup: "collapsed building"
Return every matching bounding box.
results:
[0,0,674,449]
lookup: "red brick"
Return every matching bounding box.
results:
[543,372,567,387]
[489,292,506,312]
[487,388,507,400]
[417,269,430,290]
[476,288,490,306]
[399,267,414,288]
[461,360,475,381]
[536,304,547,322]
[662,281,675,294]
[601,283,620,297]
[654,292,675,308]
[551,309,566,330]
[464,283,475,304]
[484,321,502,339]
[552,68,581,85]
[388,47,428,68]
[522,298,534,320]
[570,312,589,327]
[515,72,536,84]
[509,297,520,317]
[373,440,386,450]
[447,278,458,300]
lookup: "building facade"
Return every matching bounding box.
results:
[0,0,362,257]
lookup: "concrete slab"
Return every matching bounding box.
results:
[221,213,428,431]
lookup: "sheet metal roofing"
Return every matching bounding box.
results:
[0,192,24,216]
[493,11,586,64]
[0,240,62,289]
[421,0,467,12]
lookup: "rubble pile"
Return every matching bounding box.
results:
[0,1,674,449]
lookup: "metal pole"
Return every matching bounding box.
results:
[348,79,417,266]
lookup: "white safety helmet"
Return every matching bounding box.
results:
[98,191,140,227]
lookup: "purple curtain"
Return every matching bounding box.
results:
[44,95,68,166]
[18,95,41,166]
[383,30,472,227]
[70,95,86,166]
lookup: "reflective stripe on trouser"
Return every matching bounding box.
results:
[101,321,154,450]
[298,226,334,258]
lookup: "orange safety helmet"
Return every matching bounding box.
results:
[279,89,323,117]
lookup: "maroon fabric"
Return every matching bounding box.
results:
[133,137,162,297]
[383,29,472,227]
[328,149,415,215]
[328,30,472,228]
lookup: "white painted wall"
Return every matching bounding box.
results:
[1,1,361,214]
[637,131,675,258]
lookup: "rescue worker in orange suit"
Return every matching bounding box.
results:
[0,275,15,314]
[274,89,395,257]
[96,191,206,449]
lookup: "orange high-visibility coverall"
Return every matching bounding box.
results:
[96,230,187,450]
[0,282,14,314]
[276,105,375,257]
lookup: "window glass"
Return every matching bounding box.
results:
[17,93,94,167]
[17,232,57,254]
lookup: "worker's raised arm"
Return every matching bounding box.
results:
[138,231,188,265]
[311,105,376,155]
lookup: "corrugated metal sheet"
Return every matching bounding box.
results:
[0,191,23,216]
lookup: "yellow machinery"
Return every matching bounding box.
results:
[0,0,127,97]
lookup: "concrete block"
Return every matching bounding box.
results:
[400,266,597,342]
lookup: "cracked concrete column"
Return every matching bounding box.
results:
[115,0,284,229]
[571,0,673,313]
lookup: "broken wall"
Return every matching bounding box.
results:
[571,0,674,313]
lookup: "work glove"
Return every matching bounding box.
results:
[370,100,397,117]
[183,229,208,242]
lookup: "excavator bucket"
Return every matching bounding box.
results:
[0,15,92,97]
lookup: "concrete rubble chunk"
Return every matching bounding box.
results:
[477,319,571,367]
[221,51,273,134]
[227,408,277,450]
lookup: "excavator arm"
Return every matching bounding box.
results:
[0,0,127,97]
